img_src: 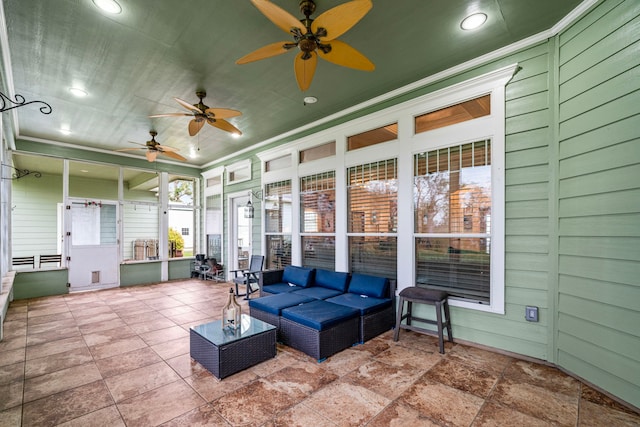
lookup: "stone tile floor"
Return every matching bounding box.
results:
[1,279,638,426]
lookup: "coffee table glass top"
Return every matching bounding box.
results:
[191,314,275,346]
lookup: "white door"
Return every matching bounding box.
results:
[66,199,119,292]
[230,195,251,271]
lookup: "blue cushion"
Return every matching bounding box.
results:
[281,300,359,331]
[292,287,344,300]
[315,269,350,292]
[281,266,315,288]
[262,282,304,295]
[326,293,392,315]
[249,293,315,315]
[347,273,389,298]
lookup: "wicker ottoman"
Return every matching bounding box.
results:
[248,293,315,341]
[280,299,360,362]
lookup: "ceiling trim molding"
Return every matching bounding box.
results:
[203,0,599,169]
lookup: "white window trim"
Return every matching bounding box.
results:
[226,159,252,184]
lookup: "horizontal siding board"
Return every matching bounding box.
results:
[557,350,640,409]
[450,306,549,342]
[559,314,640,362]
[506,146,549,169]
[559,214,640,237]
[559,138,640,179]
[560,41,640,102]
[558,293,639,336]
[506,73,549,100]
[559,255,639,287]
[506,252,549,272]
[560,65,640,122]
[559,164,640,198]
[506,128,550,152]
[506,287,549,308]
[506,200,548,218]
[505,269,549,290]
[506,165,549,186]
[506,218,550,236]
[506,235,549,254]
[558,332,640,387]
[506,110,549,135]
[452,325,548,360]
[559,90,640,141]
[508,53,549,84]
[560,236,640,262]
[559,0,625,46]
[560,13,640,81]
[559,189,640,217]
[506,182,549,202]
[559,115,638,160]
[506,92,549,118]
[559,274,639,312]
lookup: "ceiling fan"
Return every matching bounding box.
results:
[149,91,242,137]
[237,0,375,91]
[116,131,187,162]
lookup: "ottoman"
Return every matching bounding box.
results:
[248,293,315,340]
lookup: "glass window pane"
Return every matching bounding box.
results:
[123,203,159,260]
[300,171,335,233]
[415,94,491,134]
[265,181,292,234]
[168,176,195,257]
[415,237,490,302]
[349,236,397,279]
[206,194,222,262]
[302,236,335,270]
[300,141,336,163]
[347,123,398,151]
[266,235,291,270]
[347,159,398,233]
[265,154,291,172]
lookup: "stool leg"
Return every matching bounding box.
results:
[443,299,453,343]
[393,297,404,341]
[406,301,412,326]
[435,300,445,354]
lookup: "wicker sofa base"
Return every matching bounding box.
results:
[248,308,282,339]
[361,306,395,343]
[280,316,359,361]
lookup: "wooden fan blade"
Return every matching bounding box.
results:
[312,0,372,41]
[207,118,242,135]
[236,41,292,65]
[294,51,317,91]
[149,113,191,118]
[188,119,206,136]
[115,147,146,152]
[174,97,202,114]
[250,0,305,35]
[156,144,179,152]
[205,108,242,119]
[161,150,187,161]
[146,150,158,162]
[318,39,374,71]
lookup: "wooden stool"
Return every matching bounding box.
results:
[393,287,453,354]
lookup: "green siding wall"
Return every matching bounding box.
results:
[556,0,640,408]
[13,270,68,299]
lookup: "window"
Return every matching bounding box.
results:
[265,154,291,172]
[300,171,335,269]
[415,94,491,134]
[299,141,336,163]
[414,140,492,302]
[168,176,195,257]
[181,228,189,236]
[264,180,292,269]
[347,159,398,278]
[123,168,160,261]
[226,159,251,184]
[347,123,398,151]
[206,194,223,262]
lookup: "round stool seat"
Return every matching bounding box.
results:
[398,287,447,302]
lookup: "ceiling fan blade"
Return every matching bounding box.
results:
[294,51,317,91]
[149,113,191,118]
[205,108,242,119]
[318,39,374,71]
[146,150,158,162]
[161,150,187,161]
[236,41,292,65]
[115,147,145,152]
[174,97,203,114]
[188,119,206,136]
[250,0,305,35]
[312,0,372,41]
[156,144,179,152]
[207,118,242,135]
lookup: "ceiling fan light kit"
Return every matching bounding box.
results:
[116,131,186,163]
[237,0,375,91]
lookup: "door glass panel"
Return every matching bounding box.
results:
[71,202,117,245]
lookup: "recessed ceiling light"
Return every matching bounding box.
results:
[231,132,241,139]
[303,96,318,105]
[68,87,88,97]
[92,0,122,14]
[59,128,71,135]
[461,13,487,30]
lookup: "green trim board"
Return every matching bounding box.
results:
[119,262,162,287]
[12,269,68,299]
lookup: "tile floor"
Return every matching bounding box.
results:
[1,279,638,426]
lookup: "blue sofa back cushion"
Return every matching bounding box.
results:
[282,266,315,288]
[282,300,359,331]
[291,287,343,300]
[315,269,350,292]
[347,273,389,299]
[326,293,392,315]
[249,293,315,315]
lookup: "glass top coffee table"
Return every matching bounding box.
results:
[190,314,276,379]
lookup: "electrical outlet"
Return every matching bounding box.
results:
[525,306,539,322]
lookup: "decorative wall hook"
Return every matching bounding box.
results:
[1,163,42,180]
[0,91,52,114]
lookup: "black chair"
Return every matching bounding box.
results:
[39,254,62,268]
[12,256,35,268]
[231,255,264,300]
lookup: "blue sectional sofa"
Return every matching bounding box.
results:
[252,265,395,360]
